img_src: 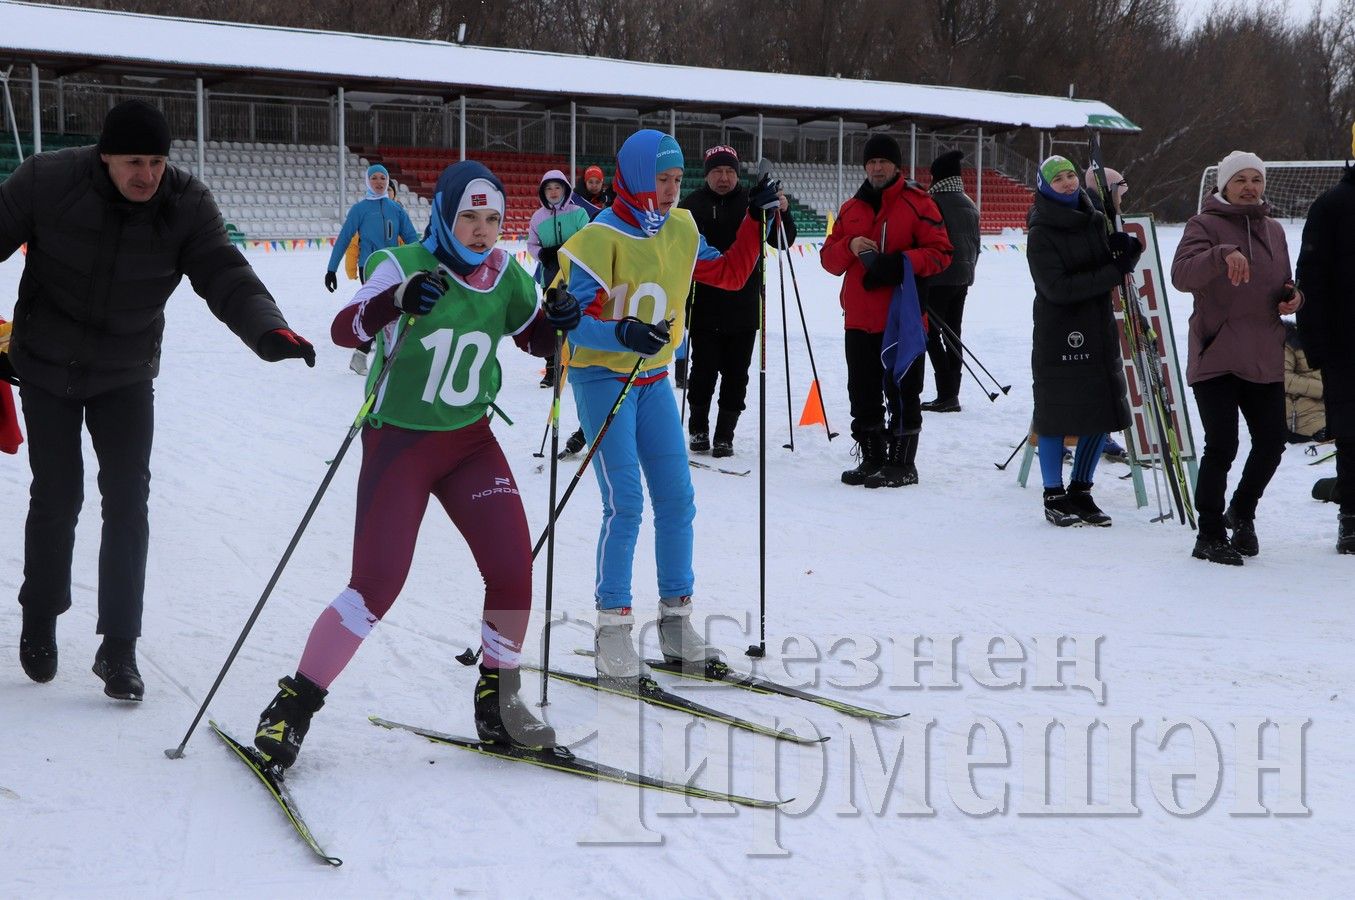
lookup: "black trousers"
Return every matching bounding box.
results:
[924,284,968,401]
[686,328,757,441]
[844,328,923,440]
[1336,438,1355,517]
[18,379,154,638]
[1191,374,1286,537]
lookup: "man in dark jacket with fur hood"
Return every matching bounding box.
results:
[678,145,794,457]
[0,100,315,700]
[1297,163,1355,553]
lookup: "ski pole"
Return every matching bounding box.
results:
[679,283,693,426]
[923,303,1011,397]
[539,329,565,705]
[166,316,417,760]
[530,354,645,558]
[777,215,839,440]
[776,212,795,451]
[749,194,771,659]
[995,440,1025,471]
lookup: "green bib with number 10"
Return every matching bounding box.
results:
[362,243,539,431]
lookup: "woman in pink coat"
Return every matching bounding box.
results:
[1171,151,1303,566]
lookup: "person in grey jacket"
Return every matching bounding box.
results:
[0,100,315,700]
[922,150,980,412]
[1171,151,1302,566]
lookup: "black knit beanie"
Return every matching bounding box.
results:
[98,100,171,156]
[862,133,903,168]
[703,144,740,174]
[930,150,964,181]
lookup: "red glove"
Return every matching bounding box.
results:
[257,329,316,367]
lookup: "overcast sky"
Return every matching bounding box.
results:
[1174,0,1326,28]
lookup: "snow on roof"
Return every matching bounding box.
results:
[0,0,1139,133]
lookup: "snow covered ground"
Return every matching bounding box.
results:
[1,224,1347,897]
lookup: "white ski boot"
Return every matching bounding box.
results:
[657,596,721,669]
[594,608,645,684]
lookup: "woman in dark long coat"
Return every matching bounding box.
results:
[1027,155,1140,527]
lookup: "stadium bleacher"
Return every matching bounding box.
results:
[4,137,1031,240]
[776,161,1033,234]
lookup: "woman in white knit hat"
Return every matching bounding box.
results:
[1170,151,1303,566]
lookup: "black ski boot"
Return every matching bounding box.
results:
[1066,480,1112,526]
[842,428,887,486]
[559,427,586,459]
[255,673,327,769]
[1339,515,1355,555]
[711,440,734,458]
[1223,505,1259,557]
[539,354,557,388]
[1192,534,1244,566]
[92,637,144,701]
[473,665,557,749]
[689,431,711,453]
[865,433,919,488]
[1043,488,1082,527]
[19,610,58,684]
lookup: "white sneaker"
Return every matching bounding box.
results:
[657,596,720,666]
[349,349,369,375]
[594,608,643,681]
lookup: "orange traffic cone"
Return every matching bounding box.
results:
[798,380,827,427]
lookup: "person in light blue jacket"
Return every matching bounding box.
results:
[324,164,419,374]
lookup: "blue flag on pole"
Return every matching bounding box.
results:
[880,255,925,384]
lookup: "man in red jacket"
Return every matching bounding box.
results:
[821,134,953,487]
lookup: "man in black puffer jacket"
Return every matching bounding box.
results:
[0,100,315,701]
[678,145,793,457]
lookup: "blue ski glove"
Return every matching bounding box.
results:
[394,270,448,316]
[615,316,671,357]
[544,287,581,332]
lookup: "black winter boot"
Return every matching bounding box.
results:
[1223,505,1259,557]
[1043,488,1081,527]
[842,429,887,486]
[1192,534,1244,566]
[866,433,919,488]
[474,665,557,748]
[689,431,711,453]
[1339,515,1355,555]
[92,637,144,701]
[255,673,328,769]
[1066,480,1112,526]
[19,610,58,684]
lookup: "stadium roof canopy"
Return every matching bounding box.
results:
[0,0,1139,134]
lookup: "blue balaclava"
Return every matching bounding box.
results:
[422,161,507,275]
[611,129,685,237]
[364,163,390,200]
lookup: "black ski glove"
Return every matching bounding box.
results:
[0,352,19,386]
[257,329,316,367]
[747,174,782,216]
[394,270,448,316]
[861,251,906,290]
[544,287,581,332]
[1108,232,1143,274]
[537,246,559,268]
[324,271,338,293]
[615,316,671,356]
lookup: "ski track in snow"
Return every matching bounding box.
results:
[1,228,1350,896]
